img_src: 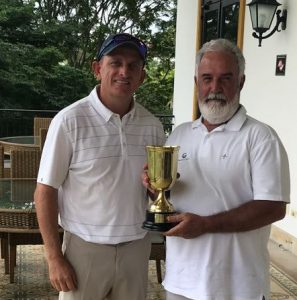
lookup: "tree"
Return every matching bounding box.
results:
[0,0,176,114]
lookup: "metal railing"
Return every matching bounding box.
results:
[0,109,57,137]
[0,109,174,137]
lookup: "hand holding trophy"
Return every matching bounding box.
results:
[142,145,180,232]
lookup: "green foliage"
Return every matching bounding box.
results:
[44,64,94,108]
[137,59,174,115]
[0,0,176,115]
[0,40,93,109]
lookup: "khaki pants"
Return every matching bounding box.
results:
[59,232,151,300]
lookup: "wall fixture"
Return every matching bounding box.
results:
[247,0,287,47]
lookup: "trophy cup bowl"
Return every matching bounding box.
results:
[142,145,180,232]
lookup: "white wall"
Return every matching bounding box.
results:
[241,0,297,236]
[172,0,198,126]
[173,0,297,238]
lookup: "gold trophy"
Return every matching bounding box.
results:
[142,145,180,231]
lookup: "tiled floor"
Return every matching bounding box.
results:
[0,240,296,300]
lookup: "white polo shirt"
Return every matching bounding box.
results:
[37,86,166,244]
[163,106,290,300]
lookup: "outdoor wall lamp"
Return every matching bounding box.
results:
[247,0,287,47]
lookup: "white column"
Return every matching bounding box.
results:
[173,0,199,126]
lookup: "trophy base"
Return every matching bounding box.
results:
[142,211,177,232]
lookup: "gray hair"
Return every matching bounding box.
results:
[195,39,245,79]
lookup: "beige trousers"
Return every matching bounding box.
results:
[59,231,151,300]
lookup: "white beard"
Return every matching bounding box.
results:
[199,92,240,124]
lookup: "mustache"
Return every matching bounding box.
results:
[205,93,227,103]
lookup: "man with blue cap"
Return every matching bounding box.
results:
[34,33,166,300]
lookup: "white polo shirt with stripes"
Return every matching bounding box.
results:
[163,105,290,300]
[37,86,166,244]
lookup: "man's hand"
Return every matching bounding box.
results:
[142,163,157,199]
[165,213,207,239]
[48,255,78,292]
[164,200,287,238]
[141,164,180,198]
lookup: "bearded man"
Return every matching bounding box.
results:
[142,39,290,300]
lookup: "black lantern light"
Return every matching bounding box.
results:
[247,0,287,47]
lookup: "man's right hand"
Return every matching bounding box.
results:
[141,163,157,196]
[48,255,78,292]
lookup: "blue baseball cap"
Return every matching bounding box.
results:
[96,33,147,63]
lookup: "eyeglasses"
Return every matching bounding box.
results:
[96,33,148,61]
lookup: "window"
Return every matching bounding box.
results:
[202,0,240,44]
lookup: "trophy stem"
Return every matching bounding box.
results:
[142,189,177,232]
[150,190,175,213]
